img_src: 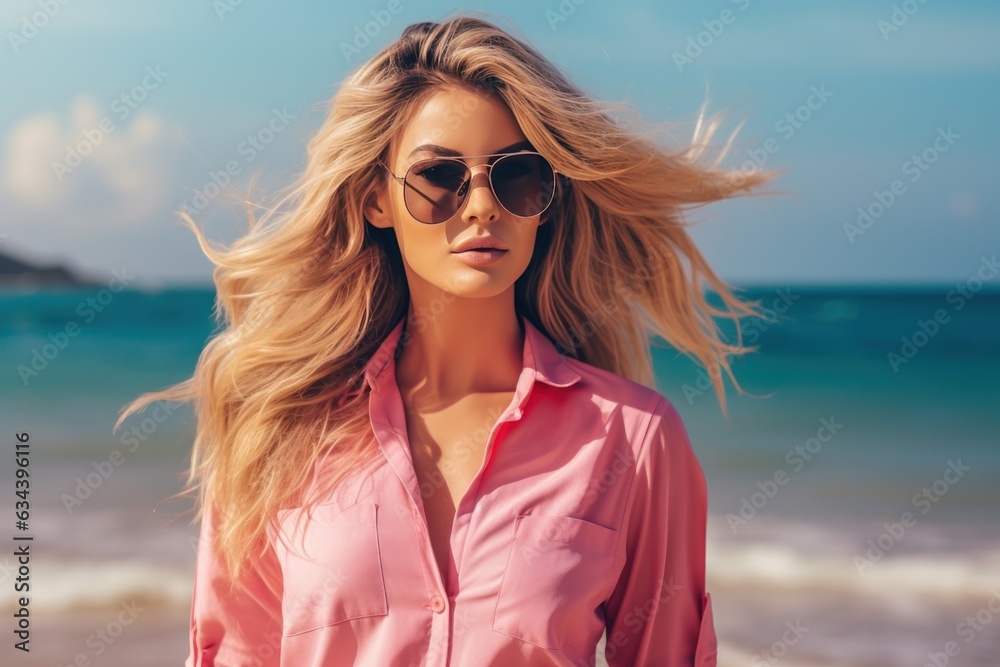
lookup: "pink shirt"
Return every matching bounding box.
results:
[186,314,718,666]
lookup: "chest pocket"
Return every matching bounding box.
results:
[491,513,619,650]
[277,500,388,636]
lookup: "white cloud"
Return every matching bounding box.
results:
[1,93,178,231]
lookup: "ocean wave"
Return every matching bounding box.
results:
[0,557,192,614]
[706,516,1000,603]
[5,515,999,616]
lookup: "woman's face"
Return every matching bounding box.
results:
[365,85,548,302]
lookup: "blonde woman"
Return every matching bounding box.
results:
[118,13,772,667]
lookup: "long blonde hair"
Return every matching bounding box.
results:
[116,12,777,582]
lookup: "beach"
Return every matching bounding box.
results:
[2,286,998,666]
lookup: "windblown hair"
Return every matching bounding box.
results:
[116,12,777,583]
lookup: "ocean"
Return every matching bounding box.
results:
[1,285,998,666]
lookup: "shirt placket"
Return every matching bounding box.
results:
[370,362,538,666]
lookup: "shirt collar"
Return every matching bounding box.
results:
[361,313,582,393]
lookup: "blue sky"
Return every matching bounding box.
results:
[1,0,997,287]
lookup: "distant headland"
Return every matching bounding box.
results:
[0,248,101,288]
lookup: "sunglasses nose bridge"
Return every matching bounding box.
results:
[465,161,493,183]
[459,162,501,214]
[452,158,494,193]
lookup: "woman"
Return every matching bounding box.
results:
[118,13,772,667]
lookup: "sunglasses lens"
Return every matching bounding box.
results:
[404,159,470,224]
[492,153,555,217]
[402,153,556,223]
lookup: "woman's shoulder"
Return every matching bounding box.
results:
[562,353,661,401]
[559,354,680,433]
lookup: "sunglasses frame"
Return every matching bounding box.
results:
[377,151,562,224]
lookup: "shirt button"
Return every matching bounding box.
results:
[430,594,446,613]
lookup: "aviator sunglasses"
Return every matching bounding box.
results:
[378,151,559,224]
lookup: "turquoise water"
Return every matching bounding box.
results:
[656,286,1000,526]
[3,285,999,664]
[2,285,998,518]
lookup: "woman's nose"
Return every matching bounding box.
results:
[460,165,500,223]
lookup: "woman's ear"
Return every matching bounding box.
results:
[364,185,393,229]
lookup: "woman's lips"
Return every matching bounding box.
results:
[452,248,508,266]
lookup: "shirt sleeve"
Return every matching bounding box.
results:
[602,397,718,666]
[185,497,284,667]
